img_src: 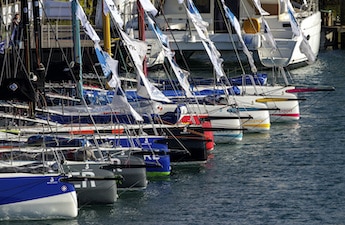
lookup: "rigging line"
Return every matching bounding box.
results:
[157,0,191,72]
[301,91,333,112]
[144,13,205,111]
[0,45,9,81]
[85,49,106,90]
[156,118,192,155]
[217,0,246,75]
[40,5,81,90]
[239,0,288,69]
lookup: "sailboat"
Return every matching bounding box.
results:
[152,0,272,134]
[168,1,306,122]
[46,0,170,178]
[100,0,213,162]
[126,0,243,144]
[0,0,145,203]
[113,0,321,68]
[216,0,334,122]
[0,0,78,220]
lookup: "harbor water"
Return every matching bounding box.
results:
[5,49,345,224]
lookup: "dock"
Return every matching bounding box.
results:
[320,0,345,49]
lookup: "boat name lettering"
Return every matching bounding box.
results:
[112,158,122,172]
[143,154,160,161]
[71,171,96,189]
[47,177,58,185]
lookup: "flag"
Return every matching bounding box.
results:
[111,86,144,121]
[250,0,278,52]
[286,6,300,37]
[119,30,171,103]
[119,29,148,68]
[184,0,226,80]
[0,41,5,54]
[74,0,143,121]
[75,0,100,43]
[221,0,257,73]
[94,44,111,78]
[262,18,277,51]
[139,0,158,16]
[252,0,270,16]
[103,0,170,103]
[284,0,316,63]
[299,36,316,64]
[103,0,124,28]
[147,16,193,97]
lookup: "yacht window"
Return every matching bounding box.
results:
[194,0,210,13]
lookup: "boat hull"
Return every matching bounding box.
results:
[100,155,148,190]
[0,174,78,220]
[62,162,118,205]
[257,12,321,67]
[146,126,210,163]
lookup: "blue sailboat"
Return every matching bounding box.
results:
[0,0,78,219]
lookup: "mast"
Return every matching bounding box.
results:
[102,0,111,55]
[22,0,31,75]
[22,0,35,117]
[71,0,83,98]
[137,0,147,76]
[32,0,45,93]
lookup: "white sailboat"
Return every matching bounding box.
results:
[0,1,78,219]
[107,0,321,68]
[134,0,244,143]
[250,0,320,67]
[170,0,272,133]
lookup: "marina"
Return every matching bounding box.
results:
[5,46,343,225]
[0,0,344,223]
